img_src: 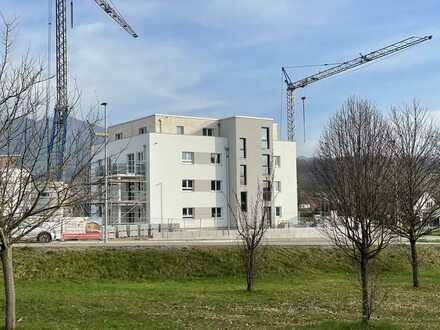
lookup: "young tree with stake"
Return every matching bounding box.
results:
[389,101,440,288]
[228,165,275,292]
[0,19,101,330]
[314,98,395,325]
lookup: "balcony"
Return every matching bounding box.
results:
[95,163,146,177]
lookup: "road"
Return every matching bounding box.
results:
[17,237,333,248]
[16,236,440,248]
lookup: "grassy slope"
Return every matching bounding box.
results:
[4,245,440,329]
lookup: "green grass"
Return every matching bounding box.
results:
[2,245,440,329]
[430,229,440,236]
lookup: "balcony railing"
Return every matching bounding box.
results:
[93,190,146,202]
[95,163,146,176]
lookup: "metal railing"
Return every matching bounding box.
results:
[95,163,146,176]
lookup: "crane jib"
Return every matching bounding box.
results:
[282,35,432,142]
[289,35,432,91]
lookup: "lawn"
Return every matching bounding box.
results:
[2,246,440,329]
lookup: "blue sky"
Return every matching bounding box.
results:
[2,0,439,156]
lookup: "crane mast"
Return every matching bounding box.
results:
[49,0,138,180]
[282,35,432,142]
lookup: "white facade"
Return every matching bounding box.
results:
[91,114,298,229]
[148,133,228,228]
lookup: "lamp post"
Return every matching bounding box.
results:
[101,102,108,243]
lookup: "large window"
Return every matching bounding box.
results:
[239,138,246,158]
[182,208,194,219]
[115,132,123,140]
[182,179,194,191]
[240,191,248,212]
[127,153,135,173]
[210,153,221,164]
[261,127,270,149]
[137,151,144,162]
[276,206,282,217]
[262,154,270,175]
[240,165,247,185]
[182,152,194,163]
[211,207,222,218]
[138,127,147,135]
[176,126,184,135]
[211,180,221,191]
[203,128,214,136]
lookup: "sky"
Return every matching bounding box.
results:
[2,0,439,156]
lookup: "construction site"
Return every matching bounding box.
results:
[25,0,433,242]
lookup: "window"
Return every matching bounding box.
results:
[182,208,194,219]
[240,191,248,212]
[274,181,281,192]
[239,138,247,158]
[210,153,221,164]
[41,192,50,197]
[138,127,147,135]
[240,165,247,185]
[261,127,270,149]
[127,153,135,173]
[137,151,144,162]
[211,180,221,191]
[97,206,103,217]
[182,179,194,191]
[274,156,281,167]
[115,132,123,140]
[182,152,194,163]
[276,207,282,217]
[203,128,214,136]
[211,207,222,218]
[263,180,271,201]
[176,126,184,135]
[127,182,135,200]
[262,154,270,175]
[265,206,272,226]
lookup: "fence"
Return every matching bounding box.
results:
[101,218,322,241]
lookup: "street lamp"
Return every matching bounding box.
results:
[101,102,108,243]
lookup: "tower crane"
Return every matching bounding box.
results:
[49,0,138,180]
[282,35,432,142]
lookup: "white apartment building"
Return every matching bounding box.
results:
[91,114,298,229]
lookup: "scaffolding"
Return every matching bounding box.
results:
[92,161,148,224]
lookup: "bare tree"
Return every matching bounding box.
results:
[314,98,395,325]
[229,177,273,292]
[0,19,100,329]
[388,101,440,288]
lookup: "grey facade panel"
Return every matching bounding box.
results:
[195,207,211,219]
[194,180,211,192]
[194,152,211,164]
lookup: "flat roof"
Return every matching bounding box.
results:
[109,113,275,128]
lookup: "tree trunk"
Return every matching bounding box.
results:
[409,238,419,288]
[360,254,370,325]
[1,246,16,330]
[246,250,254,292]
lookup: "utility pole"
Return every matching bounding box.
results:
[101,102,108,243]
